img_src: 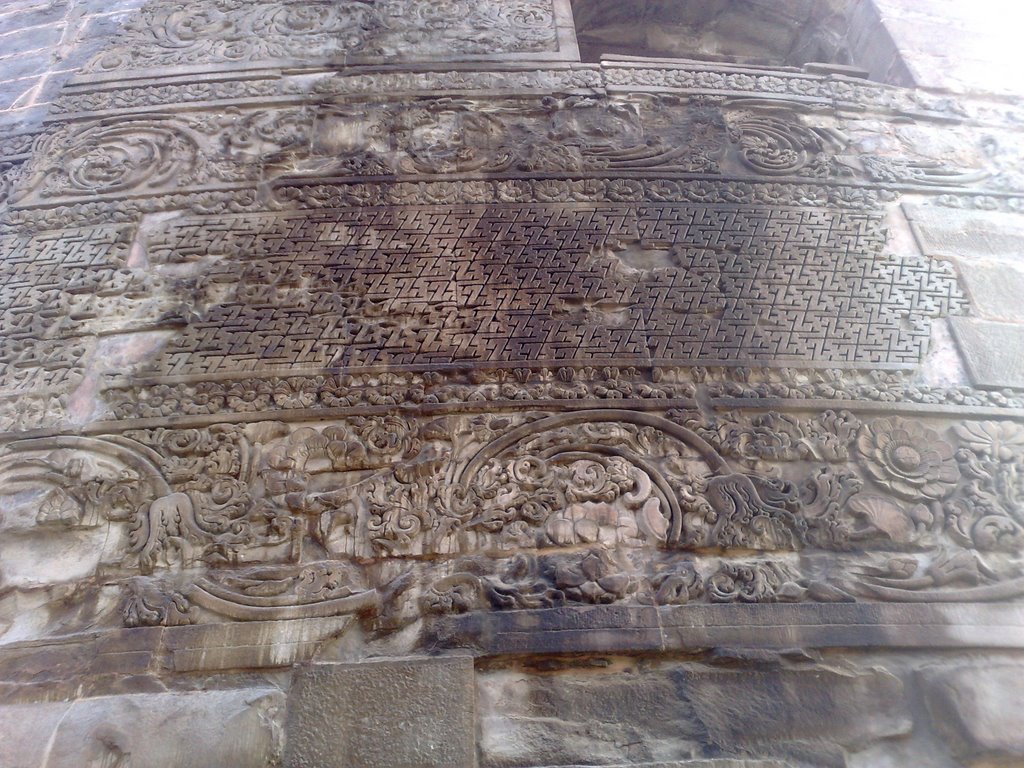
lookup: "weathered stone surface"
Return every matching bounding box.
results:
[478,662,909,766]
[922,664,1024,764]
[680,667,910,748]
[0,689,285,768]
[1,1,1024,766]
[950,317,1024,388]
[0,0,144,130]
[951,260,1024,321]
[427,603,1024,656]
[873,0,1024,96]
[0,700,72,768]
[907,205,1024,261]
[285,656,476,768]
[164,615,356,672]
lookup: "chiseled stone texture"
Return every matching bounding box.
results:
[872,0,1024,96]
[922,664,1024,766]
[285,656,476,768]
[478,661,910,767]
[0,688,285,768]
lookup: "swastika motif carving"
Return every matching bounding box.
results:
[139,203,963,377]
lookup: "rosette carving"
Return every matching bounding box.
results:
[16,120,201,202]
[856,417,960,500]
[730,115,828,176]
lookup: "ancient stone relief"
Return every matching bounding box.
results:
[3,404,1022,638]
[81,0,567,74]
[0,12,1023,655]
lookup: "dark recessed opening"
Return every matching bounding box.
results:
[570,0,909,83]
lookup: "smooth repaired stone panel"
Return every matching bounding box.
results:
[952,259,1024,321]
[906,204,1024,260]
[950,317,1024,388]
[477,661,909,767]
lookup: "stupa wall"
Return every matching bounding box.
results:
[0,2,1023,766]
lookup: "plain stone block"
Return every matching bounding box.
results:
[0,49,54,80]
[955,260,1024,321]
[906,205,1024,261]
[0,701,73,768]
[0,6,69,37]
[285,656,476,768]
[950,318,1024,388]
[0,23,63,55]
[678,667,910,748]
[478,663,908,767]
[923,665,1024,764]
[0,689,284,768]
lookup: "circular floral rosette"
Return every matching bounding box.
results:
[856,417,959,500]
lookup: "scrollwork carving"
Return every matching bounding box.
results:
[84,0,559,74]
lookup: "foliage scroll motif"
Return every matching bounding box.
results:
[4,406,1020,642]
[83,0,559,74]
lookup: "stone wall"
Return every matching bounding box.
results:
[0,1,1023,766]
[0,0,144,131]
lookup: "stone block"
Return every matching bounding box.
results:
[0,689,284,768]
[164,615,356,672]
[922,664,1024,764]
[679,667,910,748]
[0,49,54,81]
[478,663,909,767]
[0,75,40,111]
[906,205,1024,261]
[0,6,68,37]
[953,260,1024,321]
[284,656,476,768]
[479,667,705,766]
[0,23,63,55]
[950,318,1024,388]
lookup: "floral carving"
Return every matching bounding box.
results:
[18,121,201,201]
[552,550,635,604]
[121,579,195,627]
[947,421,1024,552]
[706,561,804,603]
[856,417,959,500]
[728,115,834,177]
[955,421,1024,462]
[84,0,558,74]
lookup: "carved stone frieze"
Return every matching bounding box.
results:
[3,12,1024,765]
[12,110,311,206]
[81,0,569,76]
[13,97,997,205]
[2,404,1021,643]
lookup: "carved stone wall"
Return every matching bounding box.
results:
[1,2,1023,767]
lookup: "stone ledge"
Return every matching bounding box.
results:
[424,602,1024,656]
[531,763,788,768]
